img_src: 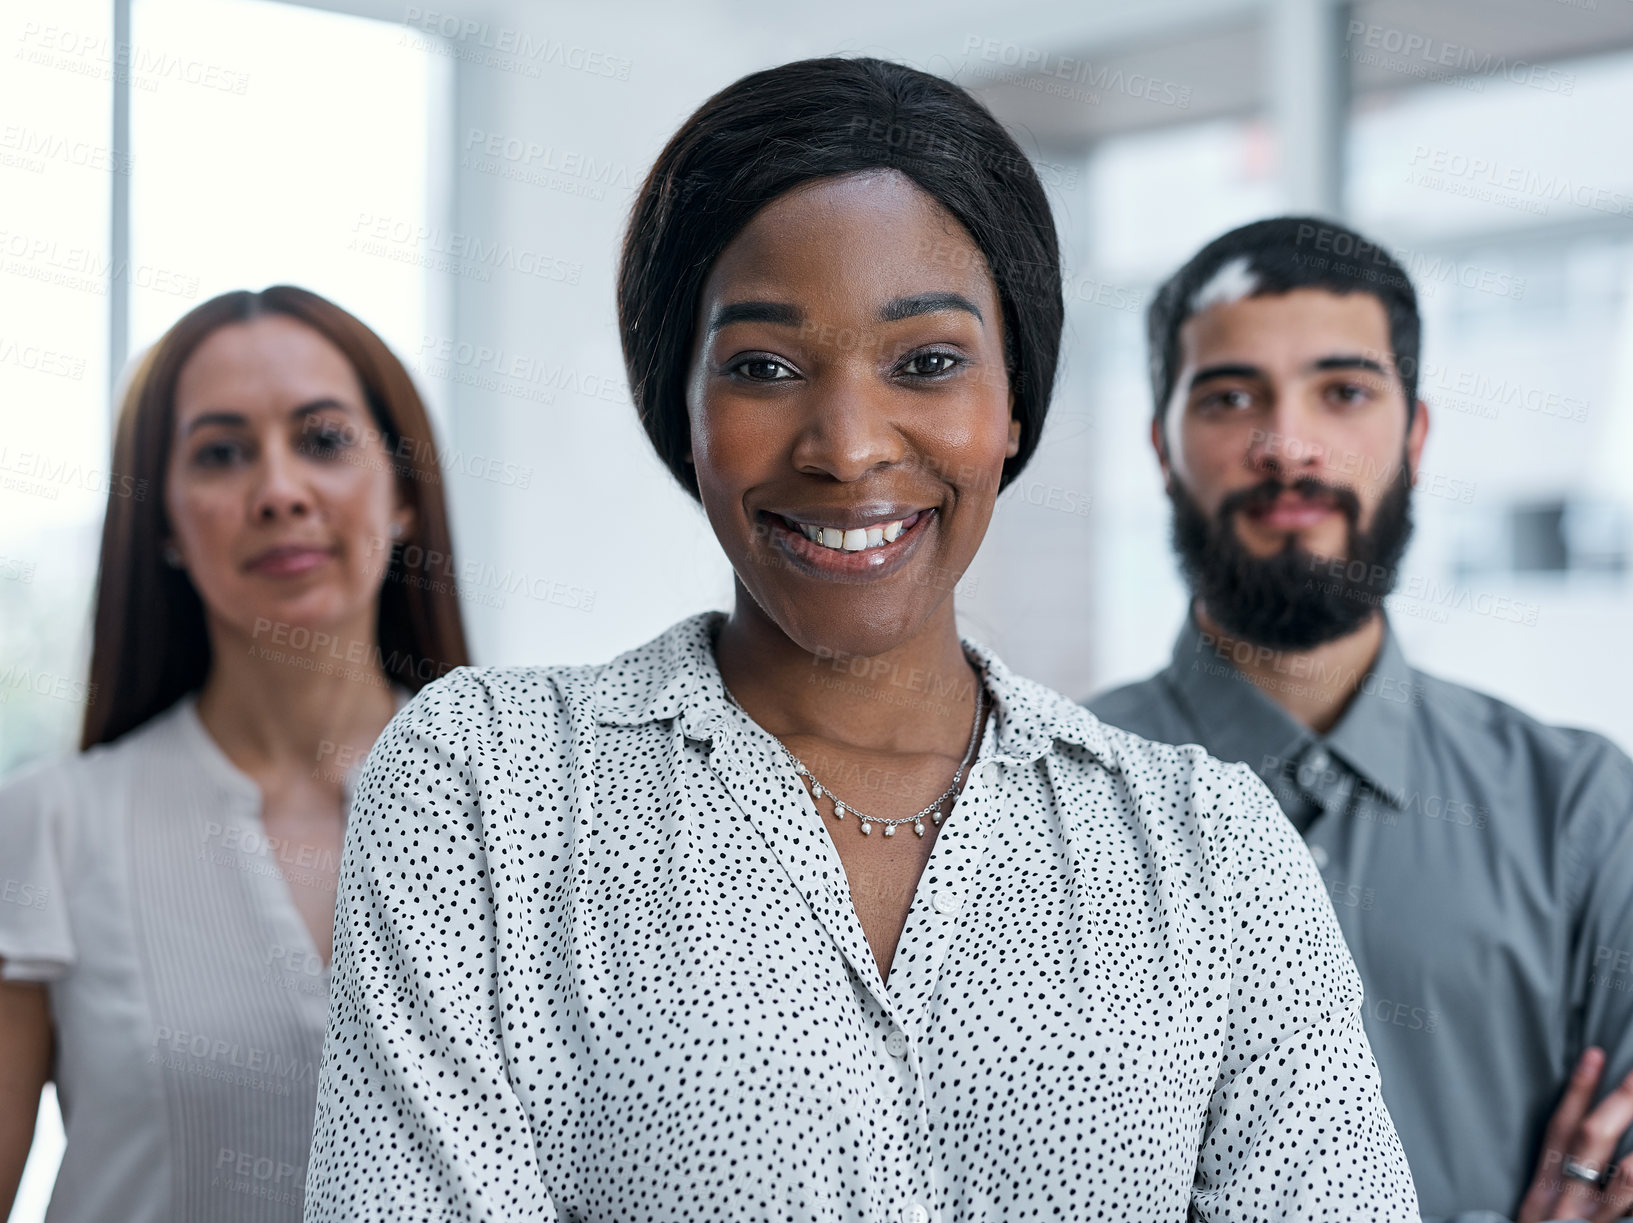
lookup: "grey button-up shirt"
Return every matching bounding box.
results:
[1089,614,1633,1223]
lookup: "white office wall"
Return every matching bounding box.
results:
[434,6,746,668]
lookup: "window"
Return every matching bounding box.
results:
[2,0,449,782]
[3,3,448,1216]
[1348,51,1633,740]
[0,0,112,777]
[129,0,452,382]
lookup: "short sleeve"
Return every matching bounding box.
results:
[1192,760,1419,1221]
[0,758,77,982]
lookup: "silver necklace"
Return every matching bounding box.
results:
[721,676,987,838]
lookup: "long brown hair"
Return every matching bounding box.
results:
[83,286,470,749]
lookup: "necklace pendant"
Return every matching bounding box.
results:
[812,782,824,798]
[914,820,925,837]
[833,802,846,819]
[859,819,872,836]
[883,823,896,837]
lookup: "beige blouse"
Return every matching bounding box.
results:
[0,691,396,1223]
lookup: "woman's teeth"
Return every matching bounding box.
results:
[792,515,913,552]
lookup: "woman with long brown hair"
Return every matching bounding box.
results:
[0,286,469,1222]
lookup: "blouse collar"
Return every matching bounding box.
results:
[591,611,1115,770]
[166,684,414,805]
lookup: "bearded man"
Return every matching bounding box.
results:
[1089,217,1633,1223]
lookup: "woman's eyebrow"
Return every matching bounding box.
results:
[879,292,983,323]
[182,410,248,436]
[706,300,803,337]
[181,398,351,438]
[290,398,351,420]
[705,292,985,339]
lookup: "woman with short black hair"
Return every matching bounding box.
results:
[306,57,1416,1222]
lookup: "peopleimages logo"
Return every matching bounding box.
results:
[17,23,252,94]
[0,125,133,175]
[413,335,627,405]
[961,34,1192,108]
[1292,222,1527,302]
[0,337,87,380]
[461,128,636,192]
[348,213,582,287]
[0,445,148,500]
[1343,20,1576,94]
[1406,144,1633,219]
[0,229,199,299]
[399,7,632,80]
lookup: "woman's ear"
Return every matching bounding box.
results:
[1005,415,1021,459]
[391,499,417,544]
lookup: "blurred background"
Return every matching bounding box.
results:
[5,0,1633,1214]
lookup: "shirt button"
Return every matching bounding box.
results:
[1310,844,1329,870]
[933,890,962,915]
[977,761,998,786]
[884,1030,909,1058]
[1298,749,1330,788]
[902,1201,929,1223]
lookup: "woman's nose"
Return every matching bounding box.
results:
[250,444,313,521]
[788,377,907,482]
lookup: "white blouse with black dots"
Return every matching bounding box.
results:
[306,611,1417,1222]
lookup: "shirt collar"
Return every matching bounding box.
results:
[1322,626,1416,807]
[1162,613,1311,773]
[1161,611,1415,807]
[593,611,1116,769]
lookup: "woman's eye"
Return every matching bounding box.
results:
[729,357,797,382]
[899,351,962,378]
[192,439,243,467]
[299,426,351,458]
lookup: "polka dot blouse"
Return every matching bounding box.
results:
[306,612,1416,1222]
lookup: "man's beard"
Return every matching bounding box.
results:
[1167,462,1415,651]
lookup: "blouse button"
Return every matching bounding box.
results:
[902,1201,929,1223]
[933,890,962,915]
[977,761,998,786]
[884,1030,909,1058]
[1310,844,1330,870]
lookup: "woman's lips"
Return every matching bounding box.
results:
[245,547,333,577]
[760,509,936,580]
[788,510,923,552]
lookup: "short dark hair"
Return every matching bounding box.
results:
[617,56,1063,500]
[1146,216,1421,428]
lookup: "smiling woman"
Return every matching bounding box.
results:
[305,57,1418,1222]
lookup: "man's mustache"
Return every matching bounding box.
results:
[1217,477,1362,526]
